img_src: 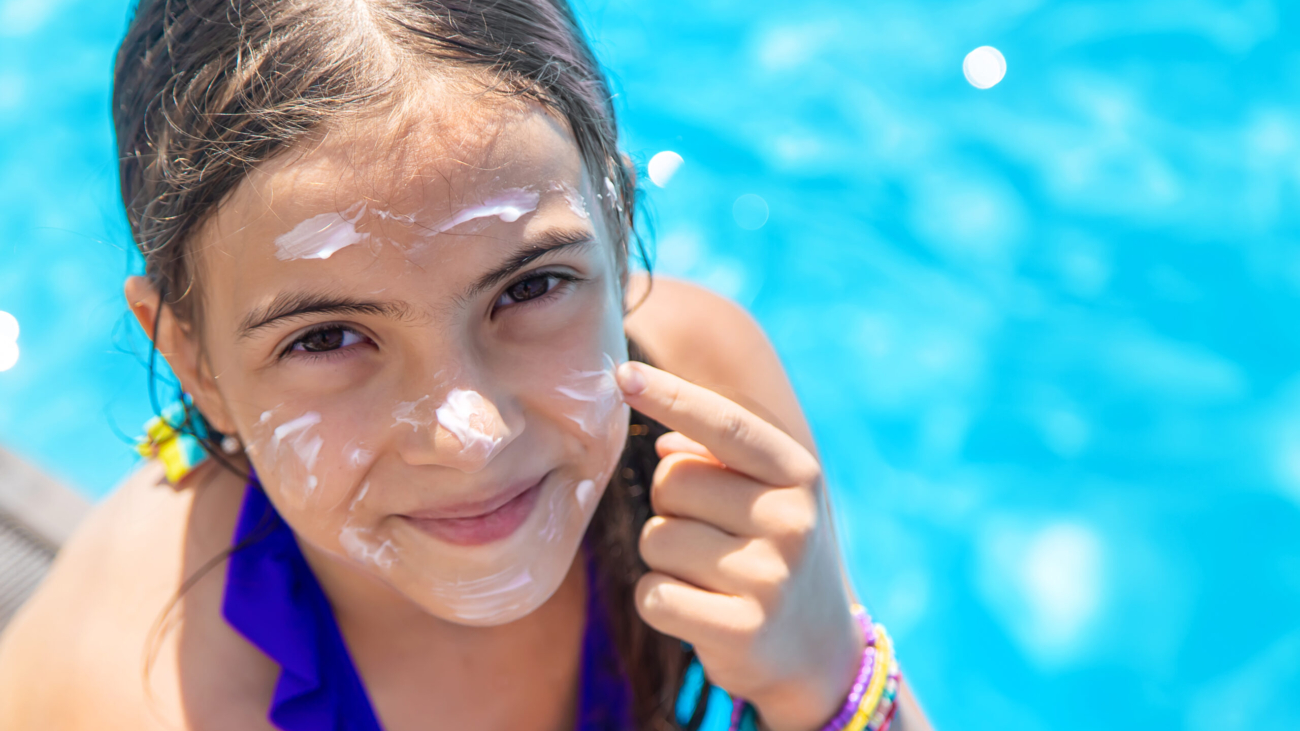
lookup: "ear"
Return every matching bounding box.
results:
[125,276,238,436]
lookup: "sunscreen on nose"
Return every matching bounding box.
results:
[435,388,505,464]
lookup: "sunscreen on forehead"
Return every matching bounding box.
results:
[429,188,540,234]
[548,181,589,220]
[275,204,369,260]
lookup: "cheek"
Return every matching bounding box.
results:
[525,346,631,494]
[244,403,375,513]
[504,269,628,455]
[551,354,627,441]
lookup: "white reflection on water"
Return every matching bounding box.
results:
[978,519,1105,667]
[963,45,1007,89]
[0,310,18,373]
[648,151,683,187]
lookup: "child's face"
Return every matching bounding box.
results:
[188,91,629,625]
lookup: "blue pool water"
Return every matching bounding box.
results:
[2,0,1299,728]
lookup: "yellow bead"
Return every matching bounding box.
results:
[846,624,893,731]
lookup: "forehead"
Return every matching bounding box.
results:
[187,85,605,333]
[216,89,586,235]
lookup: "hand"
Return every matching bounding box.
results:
[616,362,864,731]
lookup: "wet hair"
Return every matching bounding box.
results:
[113,1,701,729]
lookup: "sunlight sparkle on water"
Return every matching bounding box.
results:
[648,151,684,187]
[0,311,18,373]
[963,46,1007,89]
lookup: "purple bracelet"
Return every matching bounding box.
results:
[726,605,878,731]
[822,606,877,731]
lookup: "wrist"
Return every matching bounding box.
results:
[747,609,868,731]
[741,609,902,731]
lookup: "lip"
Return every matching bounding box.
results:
[402,473,547,546]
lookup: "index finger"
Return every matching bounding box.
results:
[616,361,818,487]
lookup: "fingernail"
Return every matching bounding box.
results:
[616,362,647,395]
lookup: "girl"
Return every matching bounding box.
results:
[0,1,932,730]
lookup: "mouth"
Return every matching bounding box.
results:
[402,472,547,546]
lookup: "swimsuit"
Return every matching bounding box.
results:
[221,478,737,730]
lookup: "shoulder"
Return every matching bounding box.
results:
[623,273,817,454]
[0,459,260,729]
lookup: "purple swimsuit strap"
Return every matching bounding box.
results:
[221,477,633,731]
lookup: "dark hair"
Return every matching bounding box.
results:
[113,1,696,729]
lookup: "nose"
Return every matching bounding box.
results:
[394,377,522,474]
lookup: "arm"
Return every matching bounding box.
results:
[0,462,201,730]
[624,275,934,731]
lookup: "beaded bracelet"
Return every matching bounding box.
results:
[843,623,892,731]
[725,605,902,731]
[824,605,877,731]
[865,661,902,731]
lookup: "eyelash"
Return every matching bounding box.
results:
[282,324,372,361]
[492,270,583,314]
[280,270,583,360]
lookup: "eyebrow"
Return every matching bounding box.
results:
[462,227,594,300]
[237,294,414,339]
[237,227,596,338]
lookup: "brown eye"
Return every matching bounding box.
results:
[291,326,363,353]
[506,275,553,303]
[493,271,581,311]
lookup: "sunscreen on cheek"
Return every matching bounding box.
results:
[354,359,628,626]
[267,411,325,504]
[554,353,625,438]
[574,479,597,512]
[393,395,436,431]
[346,442,374,469]
[339,482,399,570]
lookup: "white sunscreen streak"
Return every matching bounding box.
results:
[347,444,374,468]
[436,568,536,621]
[340,525,396,569]
[393,395,434,431]
[271,412,324,497]
[340,481,397,569]
[436,389,504,463]
[575,479,597,511]
[555,354,622,437]
[275,205,369,260]
[430,188,540,234]
[549,182,589,220]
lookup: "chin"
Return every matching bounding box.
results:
[412,554,578,627]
